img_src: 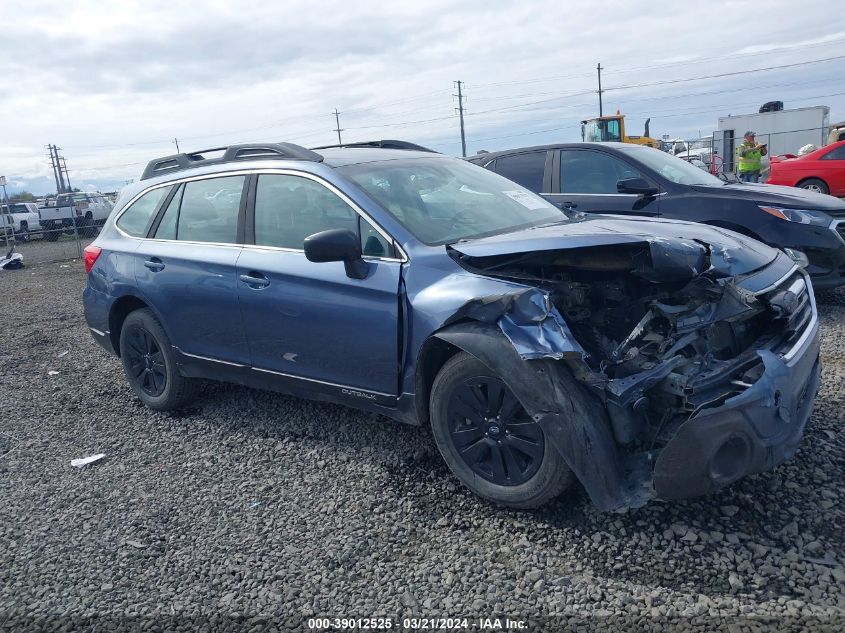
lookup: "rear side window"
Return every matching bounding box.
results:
[116,187,170,237]
[152,176,244,243]
[493,152,547,193]
[822,146,845,160]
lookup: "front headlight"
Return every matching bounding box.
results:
[759,206,831,226]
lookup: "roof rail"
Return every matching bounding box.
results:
[140,142,324,181]
[310,139,438,153]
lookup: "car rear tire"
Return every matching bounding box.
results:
[16,222,29,242]
[119,308,198,410]
[429,352,574,509]
[798,178,829,195]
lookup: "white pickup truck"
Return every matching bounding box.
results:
[1,202,42,241]
[38,192,113,240]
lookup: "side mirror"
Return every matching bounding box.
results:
[617,177,659,197]
[303,228,368,279]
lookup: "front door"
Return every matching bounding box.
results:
[547,148,661,216]
[237,172,401,397]
[135,174,249,364]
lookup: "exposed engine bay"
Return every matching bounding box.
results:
[450,238,812,450]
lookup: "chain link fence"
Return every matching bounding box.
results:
[2,212,98,268]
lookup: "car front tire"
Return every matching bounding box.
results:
[429,352,574,509]
[119,308,198,410]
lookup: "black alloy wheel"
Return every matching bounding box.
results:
[446,376,545,486]
[123,325,167,397]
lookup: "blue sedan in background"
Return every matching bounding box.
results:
[82,141,820,511]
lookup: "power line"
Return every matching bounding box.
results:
[471,124,582,145]
[346,114,456,130]
[604,55,845,92]
[459,75,838,123]
[625,90,845,122]
[467,36,845,92]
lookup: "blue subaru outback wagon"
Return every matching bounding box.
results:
[83,140,821,511]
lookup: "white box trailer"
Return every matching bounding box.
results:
[714,106,830,173]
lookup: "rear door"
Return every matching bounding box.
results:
[549,148,661,216]
[135,174,250,364]
[236,172,401,398]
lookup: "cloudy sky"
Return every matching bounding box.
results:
[2,0,844,195]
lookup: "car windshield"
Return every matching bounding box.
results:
[619,145,723,186]
[340,157,565,245]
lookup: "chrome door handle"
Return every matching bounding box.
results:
[239,273,270,288]
[143,259,165,271]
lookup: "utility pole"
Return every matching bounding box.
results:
[454,80,467,157]
[46,145,62,194]
[333,109,343,145]
[50,145,67,193]
[596,63,604,117]
[59,156,72,192]
[173,137,180,153]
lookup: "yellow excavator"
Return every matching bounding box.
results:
[580,112,661,148]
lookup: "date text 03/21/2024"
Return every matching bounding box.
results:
[307,617,529,630]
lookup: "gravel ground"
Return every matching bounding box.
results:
[0,261,843,632]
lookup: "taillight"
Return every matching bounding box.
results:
[83,245,102,273]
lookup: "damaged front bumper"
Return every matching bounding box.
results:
[652,314,820,501]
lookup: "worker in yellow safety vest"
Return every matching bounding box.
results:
[736,131,768,183]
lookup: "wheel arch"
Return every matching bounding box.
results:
[108,294,151,356]
[414,332,464,427]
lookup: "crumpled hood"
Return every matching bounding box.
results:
[692,182,845,213]
[449,215,778,278]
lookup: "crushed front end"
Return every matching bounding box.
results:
[450,233,821,510]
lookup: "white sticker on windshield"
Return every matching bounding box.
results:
[502,190,547,210]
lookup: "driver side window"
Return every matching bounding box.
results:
[254,174,395,257]
[560,150,643,194]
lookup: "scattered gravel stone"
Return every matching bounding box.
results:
[1,259,844,630]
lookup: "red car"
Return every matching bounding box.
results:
[767,140,845,197]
